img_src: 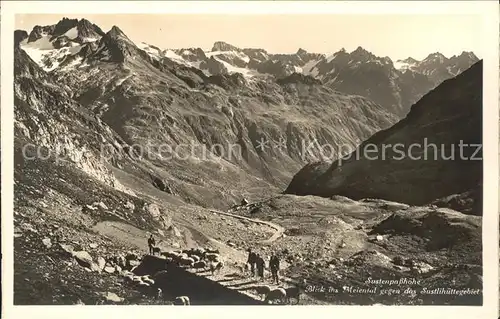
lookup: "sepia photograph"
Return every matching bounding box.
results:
[1,1,499,318]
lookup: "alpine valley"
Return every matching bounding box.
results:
[13,17,482,306]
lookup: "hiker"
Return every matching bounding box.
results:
[148,234,156,255]
[247,248,257,276]
[256,253,266,281]
[269,252,280,284]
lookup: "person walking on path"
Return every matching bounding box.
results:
[256,253,266,281]
[269,252,280,284]
[247,248,257,277]
[148,234,156,255]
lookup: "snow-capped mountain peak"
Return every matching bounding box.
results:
[18,18,480,117]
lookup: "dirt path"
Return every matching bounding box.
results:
[92,208,295,302]
[92,221,149,250]
[208,209,285,244]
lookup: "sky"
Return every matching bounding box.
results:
[15,14,483,61]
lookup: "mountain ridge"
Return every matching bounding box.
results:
[18,17,479,116]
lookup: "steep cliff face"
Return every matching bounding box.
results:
[14,47,132,194]
[285,61,483,215]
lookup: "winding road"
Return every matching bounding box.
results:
[208,209,285,244]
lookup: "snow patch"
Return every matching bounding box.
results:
[164,50,186,63]
[308,67,320,78]
[21,35,84,71]
[293,65,303,73]
[206,50,250,64]
[64,27,78,40]
[394,61,416,71]
[59,56,83,71]
[81,36,99,43]
[115,74,134,86]
[302,59,320,75]
[23,35,54,50]
[326,54,337,63]
[213,56,259,78]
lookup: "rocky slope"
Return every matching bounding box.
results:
[286,60,483,215]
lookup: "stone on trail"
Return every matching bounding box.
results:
[57,243,75,258]
[104,266,116,274]
[172,242,181,249]
[102,292,124,303]
[376,235,384,241]
[97,257,106,271]
[95,202,109,210]
[42,237,52,248]
[86,205,97,211]
[74,251,94,268]
[124,201,135,210]
[89,243,98,249]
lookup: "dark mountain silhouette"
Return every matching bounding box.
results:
[286,60,482,215]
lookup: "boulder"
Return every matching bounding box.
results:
[42,237,52,248]
[97,256,106,271]
[73,251,93,268]
[104,266,116,274]
[95,202,109,210]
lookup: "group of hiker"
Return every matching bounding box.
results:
[246,248,281,284]
[148,235,281,284]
